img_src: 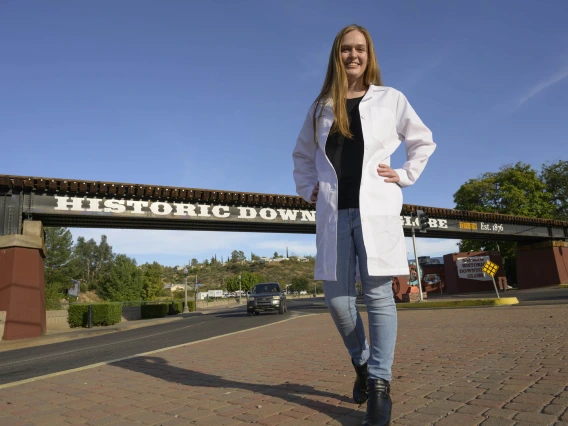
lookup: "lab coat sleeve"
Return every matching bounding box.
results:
[292,104,319,203]
[393,91,436,188]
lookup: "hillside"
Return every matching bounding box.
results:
[164,259,319,291]
[77,291,104,303]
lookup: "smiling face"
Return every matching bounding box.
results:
[340,30,368,85]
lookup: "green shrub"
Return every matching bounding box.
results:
[68,304,89,327]
[141,303,169,319]
[170,301,183,314]
[165,300,195,314]
[68,303,122,328]
[92,303,122,326]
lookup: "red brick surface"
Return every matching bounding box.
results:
[0,304,568,425]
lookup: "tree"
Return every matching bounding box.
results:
[97,254,143,302]
[225,271,266,292]
[541,160,568,221]
[72,236,97,286]
[93,235,113,281]
[141,262,163,300]
[273,251,282,259]
[291,276,310,292]
[251,252,261,262]
[191,258,199,267]
[44,227,75,309]
[71,235,114,291]
[231,250,246,263]
[454,162,553,218]
[453,162,555,285]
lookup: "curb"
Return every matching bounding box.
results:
[311,297,520,310]
[393,297,519,309]
[559,284,568,289]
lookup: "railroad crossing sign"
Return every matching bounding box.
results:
[482,260,499,277]
[483,260,500,299]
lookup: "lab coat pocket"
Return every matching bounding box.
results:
[365,214,407,271]
[370,106,397,142]
[365,160,404,216]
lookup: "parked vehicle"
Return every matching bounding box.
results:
[208,289,224,299]
[246,282,287,316]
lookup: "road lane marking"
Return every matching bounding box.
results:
[0,314,319,390]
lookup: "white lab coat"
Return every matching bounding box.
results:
[292,85,436,281]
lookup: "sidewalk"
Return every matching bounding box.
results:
[1,304,568,425]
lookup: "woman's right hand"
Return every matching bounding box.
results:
[310,182,319,203]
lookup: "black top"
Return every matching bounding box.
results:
[325,95,365,210]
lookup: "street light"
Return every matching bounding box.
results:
[183,267,189,313]
[194,274,197,311]
[238,274,242,304]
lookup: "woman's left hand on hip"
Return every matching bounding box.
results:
[377,164,400,183]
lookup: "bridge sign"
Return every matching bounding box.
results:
[1,175,567,242]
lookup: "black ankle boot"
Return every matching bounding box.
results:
[352,359,369,404]
[362,378,392,426]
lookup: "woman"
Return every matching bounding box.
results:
[292,25,436,426]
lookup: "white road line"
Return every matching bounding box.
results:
[0,314,318,390]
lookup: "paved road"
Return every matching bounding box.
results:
[0,300,323,386]
[507,287,568,305]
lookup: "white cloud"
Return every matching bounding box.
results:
[255,238,316,257]
[404,237,459,259]
[516,65,568,109]
[71,229,245,257]
[71,228,459,265]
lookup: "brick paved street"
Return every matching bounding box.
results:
[1,304,567,425]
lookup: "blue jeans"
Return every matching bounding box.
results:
[323,208,397,382]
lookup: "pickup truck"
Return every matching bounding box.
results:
[247,282,287,316]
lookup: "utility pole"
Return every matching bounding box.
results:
[410,225,424,302]
[238,274,242,304]
[194,274,197,311]
[183,267,189,313]
[410,210,430,302]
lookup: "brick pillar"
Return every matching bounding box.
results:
[0,221,46,340]
[516,241,568,289]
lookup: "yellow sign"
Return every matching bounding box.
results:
[482,260,499,277]
[459,222,478,230]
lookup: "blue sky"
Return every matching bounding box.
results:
[2,0,567,267]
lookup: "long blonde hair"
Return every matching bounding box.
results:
[313,25,383,143]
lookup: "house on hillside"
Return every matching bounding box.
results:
[164,283,186,292]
